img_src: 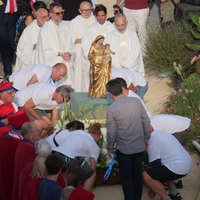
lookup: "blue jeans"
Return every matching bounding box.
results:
[116,150,144,200]
[136,82,148,99]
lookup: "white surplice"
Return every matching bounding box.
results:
[69,15,95,92]
[34,20,75,87]
[15,20,40,72]
[106,28,145,76]
[81,20,114,92]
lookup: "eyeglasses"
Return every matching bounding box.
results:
[52,11,64,16]
[80,9,92,12]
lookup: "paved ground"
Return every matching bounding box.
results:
[93,153,200,200]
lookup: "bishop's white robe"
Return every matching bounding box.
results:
[15,20,40,72]
[69,14,95,92]
[34,20,75,87]
[81,20,114,92]
[106,28,145,76]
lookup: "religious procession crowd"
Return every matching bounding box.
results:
[0,0,195,199]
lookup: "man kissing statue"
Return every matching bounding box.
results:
[88,35,114,98]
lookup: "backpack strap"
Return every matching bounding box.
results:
[53,130,63,147]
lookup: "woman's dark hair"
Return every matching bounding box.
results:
[94,4,107,15]
[33,1,47,11]
[65,120,85,131]
[17,0,32,15]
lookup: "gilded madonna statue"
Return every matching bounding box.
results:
[88,35,114,98]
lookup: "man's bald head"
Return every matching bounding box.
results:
[36,8,49,27]
[80,1,91,9]
[79,1,92,19]
[52,63,67,82]
[21,122,40,143]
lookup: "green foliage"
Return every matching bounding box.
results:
[191,29,200,39]
[162,73,200,118]
[185,43,200,51]
[145,21,196,72]
[57,104,93,130]
[185,13,200,50]
[190,13,200,32]
[162,73,200,150]
[80,105,91,125]
[57,102,76,129]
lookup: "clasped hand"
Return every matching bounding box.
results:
[63,52,71,62]
[61,52,71,62]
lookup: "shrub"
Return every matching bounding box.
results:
[144,21,196,73]
[186,13,200,51]
[162,73,200,150]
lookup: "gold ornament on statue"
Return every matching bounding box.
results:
[88,35,115,98]
[0,0,4,6]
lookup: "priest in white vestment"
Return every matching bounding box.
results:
[34,2,75,87]
[106,13,145,76]
[81,4,114,92]
[15,8,49,72]
[69,1,95,92]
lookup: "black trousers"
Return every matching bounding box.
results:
[0,13,19,75]
[116,150,144,200]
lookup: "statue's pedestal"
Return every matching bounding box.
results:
[70,92,112,124]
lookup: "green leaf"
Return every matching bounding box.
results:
[190,29,200,39]
[190,13,200,28]
[185,43,200,51]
